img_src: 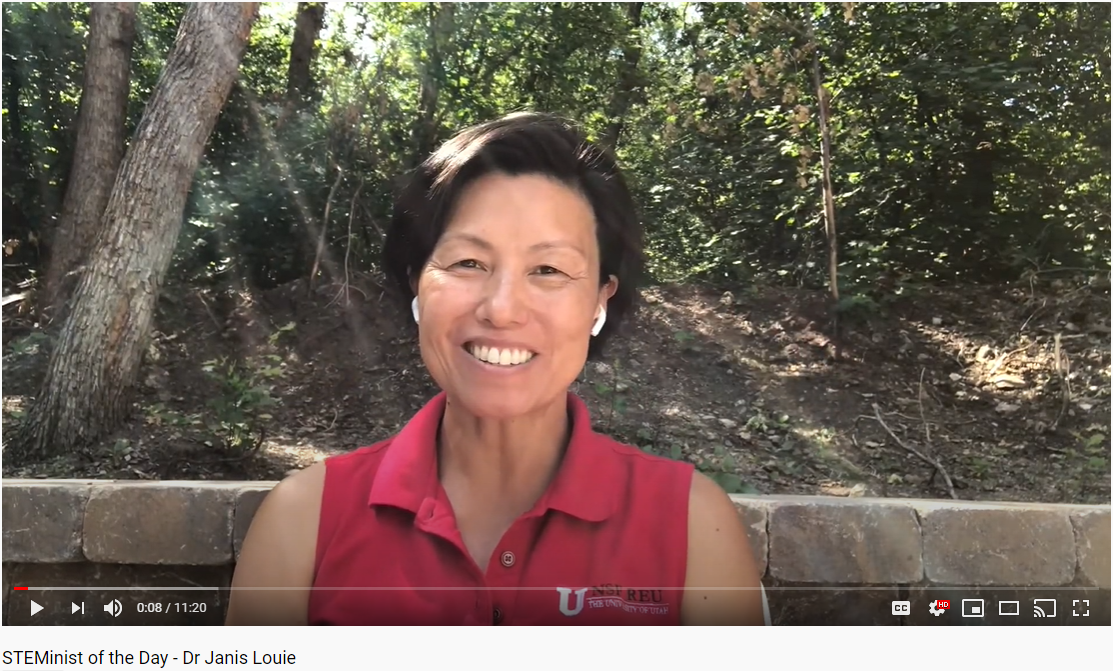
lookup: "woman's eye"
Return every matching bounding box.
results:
[535,266,562,276]
[456,259,482,269]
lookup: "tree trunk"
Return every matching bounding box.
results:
[43,2,138,317]
[10,2,259,462]
[958,109,996,268]
[412,2,454,165]
[810,37,841,358]
[286,3,324,103]
[275,2,325,129]
[600,2,645,154]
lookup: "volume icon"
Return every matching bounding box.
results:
[103,599,122,618]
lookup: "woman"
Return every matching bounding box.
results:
[226,113,766,625]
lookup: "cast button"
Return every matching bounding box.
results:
[500,551,515,568]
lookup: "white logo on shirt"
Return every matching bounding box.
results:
[556,586,671,617]
[556,587,588,616]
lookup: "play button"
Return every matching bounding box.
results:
[30,601,43,616]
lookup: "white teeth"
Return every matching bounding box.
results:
[467,344,534,366]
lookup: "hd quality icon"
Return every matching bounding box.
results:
[928,599,950,616]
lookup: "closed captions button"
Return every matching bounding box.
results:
[891,600,910,615]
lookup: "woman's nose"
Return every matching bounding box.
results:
[475,272,528,328]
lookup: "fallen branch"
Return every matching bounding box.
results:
[1051,333,1071,430]
[194,291,223,332]
[870,403,958,500]
[2,293,26,307]
[917,368,931,447]
[1032,266,1110,275]
[984,343,1032,378]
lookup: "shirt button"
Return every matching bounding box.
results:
[492,607,503,625]
[500,551,515,568]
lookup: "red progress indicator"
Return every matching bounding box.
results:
[14,587,28,591]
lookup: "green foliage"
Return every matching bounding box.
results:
[833,292,882,327]
[197,322,295,455]
[4,331,52,358]
[2,2,87,272]
[201,355,281,454]
[696,444,759,494]
[2,2,1109,295]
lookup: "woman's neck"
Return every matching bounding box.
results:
[437,393,571,507]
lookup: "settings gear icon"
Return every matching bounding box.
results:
[929,600,947,616]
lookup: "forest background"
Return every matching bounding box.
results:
[2,2,1109,504]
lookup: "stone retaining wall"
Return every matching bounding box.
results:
[3,480,1109,625]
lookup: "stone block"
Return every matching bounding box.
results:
[2,483,88,562]
[768,501,922,584]
[920,507,1075,586]
[84,484,234,565]
[4,562,231,625]
[766,584,899,625]
[1071,510,1111,589]
[732,498,769,577]
[233,486,274,560]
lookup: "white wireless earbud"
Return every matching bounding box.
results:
[411,297,420,324]
[590,306,606,337]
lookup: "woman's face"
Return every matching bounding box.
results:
[415,172,616,419]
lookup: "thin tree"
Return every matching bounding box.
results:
[806,21,841,358]
[275,2,325,129]
[600,2,645,154]
[747,3,843,356]
[43,3,138,316]
[412,2,454,165]
[10,3,260,461]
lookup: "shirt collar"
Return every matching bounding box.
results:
[367,392,620,523]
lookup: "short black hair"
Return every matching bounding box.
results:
[382,112,643,359]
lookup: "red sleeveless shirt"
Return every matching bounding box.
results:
[308,392,694,625]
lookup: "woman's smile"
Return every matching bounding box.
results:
[463,342,537,367]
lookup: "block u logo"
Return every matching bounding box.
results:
[556,587,588,616]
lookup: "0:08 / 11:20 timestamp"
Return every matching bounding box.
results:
[136,602,208,613]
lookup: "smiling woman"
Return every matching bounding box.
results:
[225,112,767,626]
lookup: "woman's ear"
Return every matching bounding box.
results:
[599,275,619,305]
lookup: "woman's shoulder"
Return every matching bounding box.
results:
[328,437,395,465]
[585,432,697,512]
[254,438,396,522]
[315,436,396,483]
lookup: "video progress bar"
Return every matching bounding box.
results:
[12,586,1109,591]
[14,586,219,591]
